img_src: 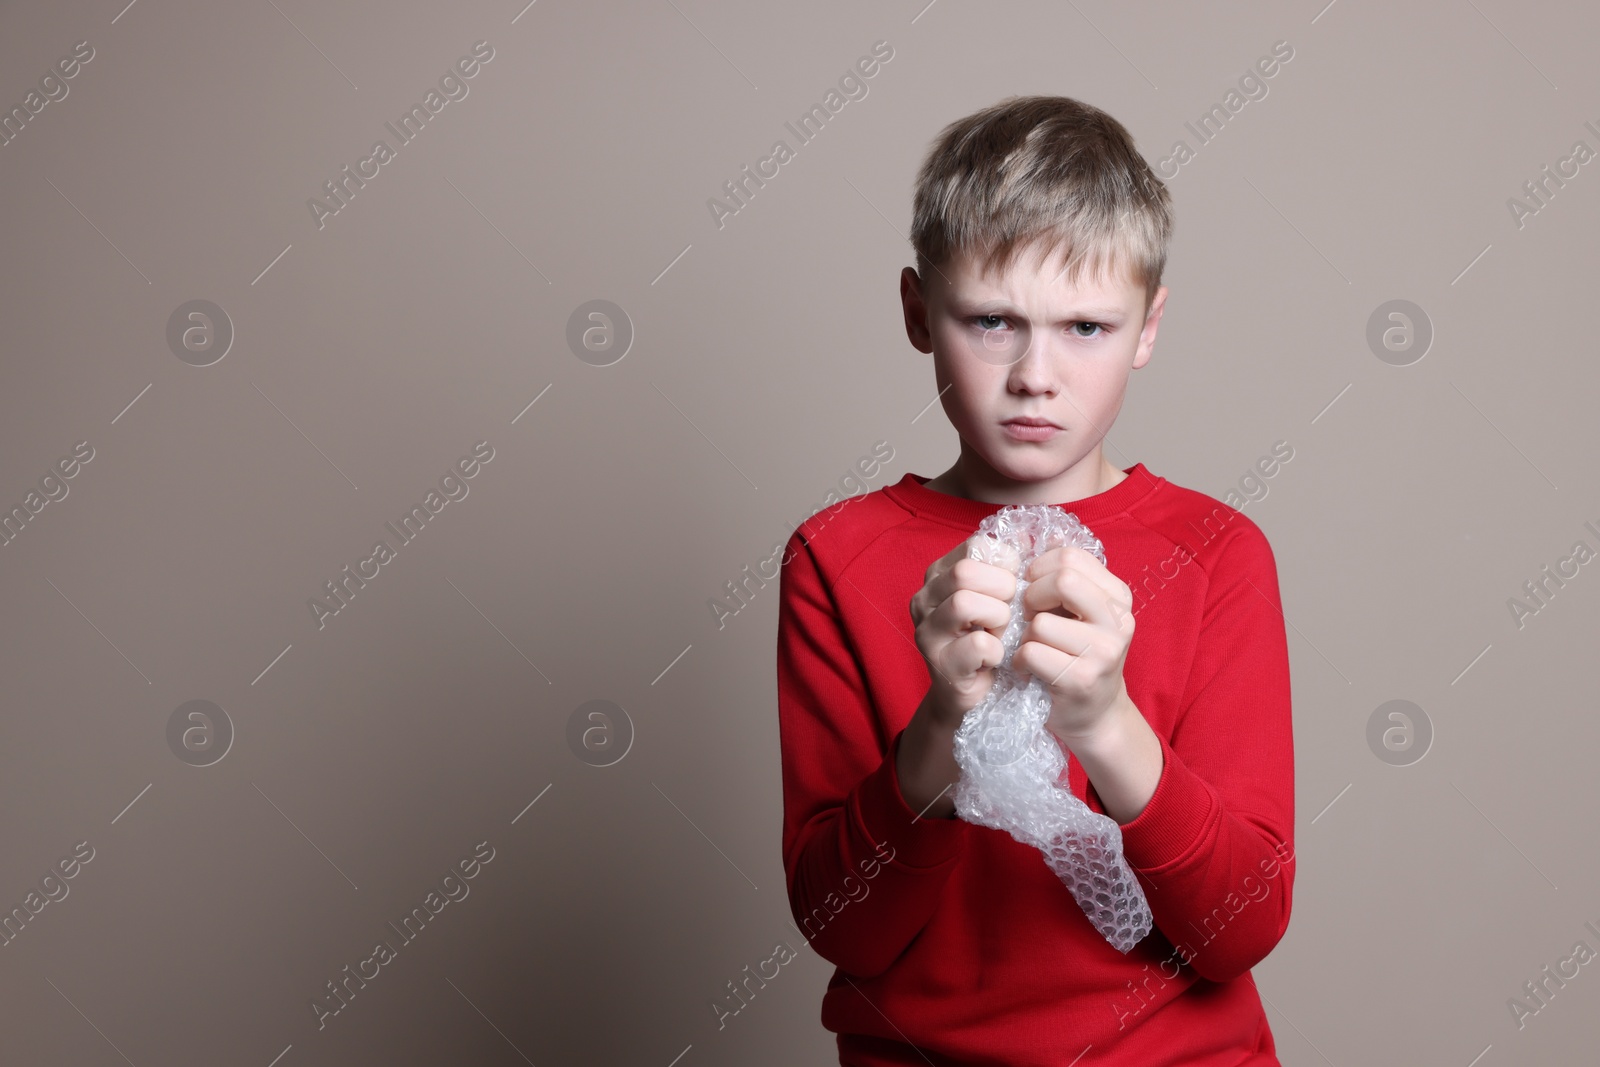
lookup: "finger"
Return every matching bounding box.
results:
[939,627,1006,680]
[1026,543,1116,595]
[914,546,1017,637]
[1015,630,1090,691]
[1022,611,1097,660]
[1011,636,1080,691]
[1028,570,1131,633]
[966,533,1024,576]
[927,532,1014,584]
[925,536,977,585]
[929,553,1018,614]
[1025,548,1131,623]
[1022,542,1078,580]
[1024,546,1106,606]
[931,583,1014,643]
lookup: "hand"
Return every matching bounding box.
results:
[909,536,1022,730]
[1012,543,1136,748]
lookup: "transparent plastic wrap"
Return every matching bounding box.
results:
[952,504,1153,953]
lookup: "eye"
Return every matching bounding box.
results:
[1070,321,1106,338]
[973,314,1007,331]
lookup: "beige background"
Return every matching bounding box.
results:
[2,0,1597,1063]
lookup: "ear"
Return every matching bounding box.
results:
[1132,285,1168,371]
[900,267,934,354]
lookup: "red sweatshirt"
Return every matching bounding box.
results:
[776,464,1296,1067]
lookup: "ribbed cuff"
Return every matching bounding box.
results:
[1117,730,1220,875]
[849,728,971,869]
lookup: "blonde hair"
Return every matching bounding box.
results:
[910,95,1173,316]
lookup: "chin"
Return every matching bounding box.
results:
[986,449,1061,481]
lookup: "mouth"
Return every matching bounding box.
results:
[1001,418,1062,442]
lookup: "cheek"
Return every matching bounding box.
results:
[931,321,966,364]
[932,333,990,396]
[1086,367,1125,397]
[943,363,1007,428]
[1078,363,1132,411]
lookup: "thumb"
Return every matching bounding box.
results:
[967,533,1023,576]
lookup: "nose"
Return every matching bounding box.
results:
[1006,327,1058,393]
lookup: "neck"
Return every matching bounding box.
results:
[932,447,1124,506]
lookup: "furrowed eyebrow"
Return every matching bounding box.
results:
[962,301,1126,321]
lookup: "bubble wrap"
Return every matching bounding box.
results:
[952,504,1153,953]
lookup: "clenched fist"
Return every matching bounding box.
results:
[909,535,1024,730]
[1012,543,1136,747]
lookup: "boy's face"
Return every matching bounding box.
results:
[900,241,1167,493]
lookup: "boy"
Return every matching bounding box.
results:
[776,95,1295,1066]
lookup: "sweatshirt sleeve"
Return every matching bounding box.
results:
[776,530,974,979]
[1094,518,1296,982]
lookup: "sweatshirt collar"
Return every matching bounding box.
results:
[885,463,1162,530]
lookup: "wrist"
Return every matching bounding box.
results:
[1062,690,1163,826]
[1051,687,1138,759]
[918,682,966,733]
[897,707,960,820]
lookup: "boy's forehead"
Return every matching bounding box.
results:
[938,245,1141,307]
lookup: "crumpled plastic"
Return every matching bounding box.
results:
[951,504,1153,953]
